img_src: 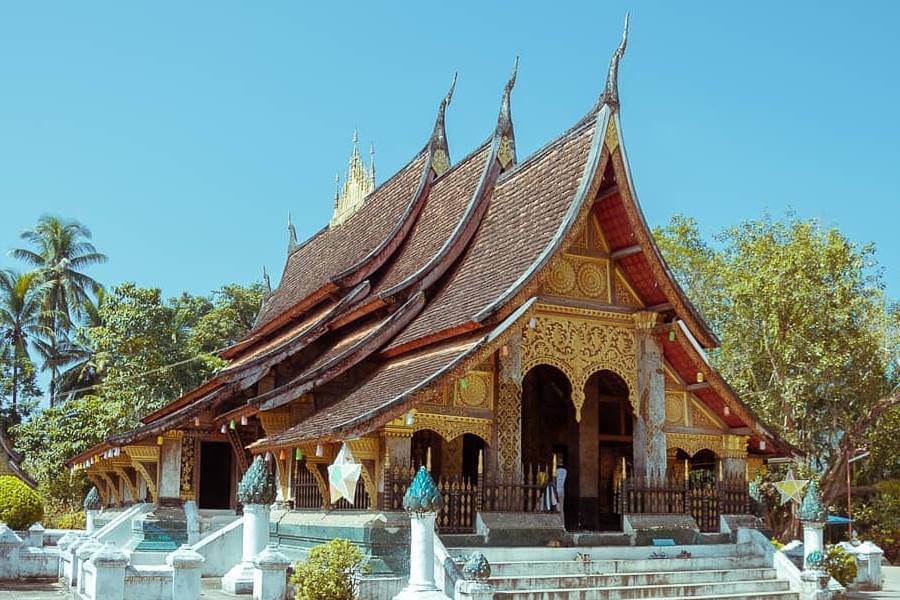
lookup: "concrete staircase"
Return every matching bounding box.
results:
[446,543,799,599]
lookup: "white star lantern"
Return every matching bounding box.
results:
[327,443,361,504]
[772,468,809,506]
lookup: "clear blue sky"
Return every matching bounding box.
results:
[1,2,898,301]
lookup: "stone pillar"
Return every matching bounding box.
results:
[27,522,44,548]
[158,431,183,501]
[803,521,825,569]
[253,543,291,600]
[84,485,102,534]
[90,542,128,600]
[75,538,102,596]
[859,541,884,590]
[62,533,88,585]
[578,394,599,530]
[496,332,523,474]
[168,544,205,600]
[632,312,667,480]
[0,525,23,580]
[394,467,445,600]
[223,456,275,595]
[55,532,79,579]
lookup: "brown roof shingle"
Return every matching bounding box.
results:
[256,152,428,326]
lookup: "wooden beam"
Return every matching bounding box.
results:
[611,244,642,261]
[646,302,673,313]
[536,294,638,315]
[686,382,711,392]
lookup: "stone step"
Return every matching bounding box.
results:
[652,594,798,600]
[488,567,778,591]
[484,555,769,577]
[491,578,791,599]
[447,543,753,565]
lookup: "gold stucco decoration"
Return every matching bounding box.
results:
[498,135,514,168]
[543,254,609,300]
[604,118,619,152]
[690,401,720,430]
[546,259,576,295]
[413,412,492,443]
[496,381,523,471]
[577,262,607,298]
[667,432,721,457]
[722,434,749,459]
[522,311,638,421]
[432,149,450,176]
[454,371,491,409]
[664,392,685,425]
[180,437,196,501]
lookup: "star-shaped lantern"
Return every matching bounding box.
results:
[772,468,809,506]
[327,443,361,504]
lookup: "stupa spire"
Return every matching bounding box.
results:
[331,131,376,227]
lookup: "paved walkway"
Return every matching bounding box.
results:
[0,581,69,599]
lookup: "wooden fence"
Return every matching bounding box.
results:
[615,474,750,532]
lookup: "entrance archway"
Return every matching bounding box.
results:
[587,369,633,531]
[521,365,578,530]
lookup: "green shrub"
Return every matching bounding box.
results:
[0,475,44,529]
[822,544,857,586]
[50,510,86,530]
[291,538,368,600]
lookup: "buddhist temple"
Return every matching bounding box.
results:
[66,20,794,568]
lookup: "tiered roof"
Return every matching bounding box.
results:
[67,20,794,468]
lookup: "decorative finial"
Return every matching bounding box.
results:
[287,213,298,252]
[262,266,271,292]
[428,73,458,175]
[797,479,826,523]
[334,173,341,199]
[369,142,376,180]
[331,131,376,227]
[237,456,276,505]
[601,13,629,111]
[352,128,359,146]
[402,466,444,514]
[496,57,519,168]
[443,72,458,111]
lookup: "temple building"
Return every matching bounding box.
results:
[67,23,793,556]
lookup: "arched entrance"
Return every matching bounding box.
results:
[588,369,633,531]
[411,429,486,482]
[521,365,579,530]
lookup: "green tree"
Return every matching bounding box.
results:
[0,270,50,415]
[10,216,107,405]
[654,214,899,499]
[52,290,107,402]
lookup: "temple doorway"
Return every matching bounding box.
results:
[589,369,633,531]
[521,365,579,530]
[411,430,486,482]
[198,441,233,509]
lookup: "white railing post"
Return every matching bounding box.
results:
[90,542,128,600]
[168,544,205,600]
[0,524,23,580]
[252,543,291,600]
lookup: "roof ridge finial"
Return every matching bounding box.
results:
[498,56,519,124]
[262,265,272,292]
[495,56,518,168]
[369,142,376,180]
[287,213,299,252]
[601,13,629,111]
[428,72,458,175]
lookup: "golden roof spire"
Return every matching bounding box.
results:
[331,131,376,227]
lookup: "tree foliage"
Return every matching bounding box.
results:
[655,214,899,489]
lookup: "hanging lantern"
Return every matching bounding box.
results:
[278,449,286,461]
[668,329,676,342]
[193,417,201,427]
[241,415,248,426]
[265,452,273,462]
[156,436,164,446]
[229,419,236,430]
[220,424,227,434]
[315,444,324,457]
[759,440,766,451]
[405,411,414,426]
[696,372,704,383]
[295,448,303,460]
[723,406,731,417]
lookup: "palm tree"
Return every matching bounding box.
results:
[52,290,107,402]
[10,216,107,405]
[0,270,50,414]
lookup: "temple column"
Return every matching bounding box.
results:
[632,312,667,480]
[382,421,413,509]
[158,431,183,502]
[721,435,749,480]
[258,409,293,508]
[578,389,599,529]
[496,332,523,474]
